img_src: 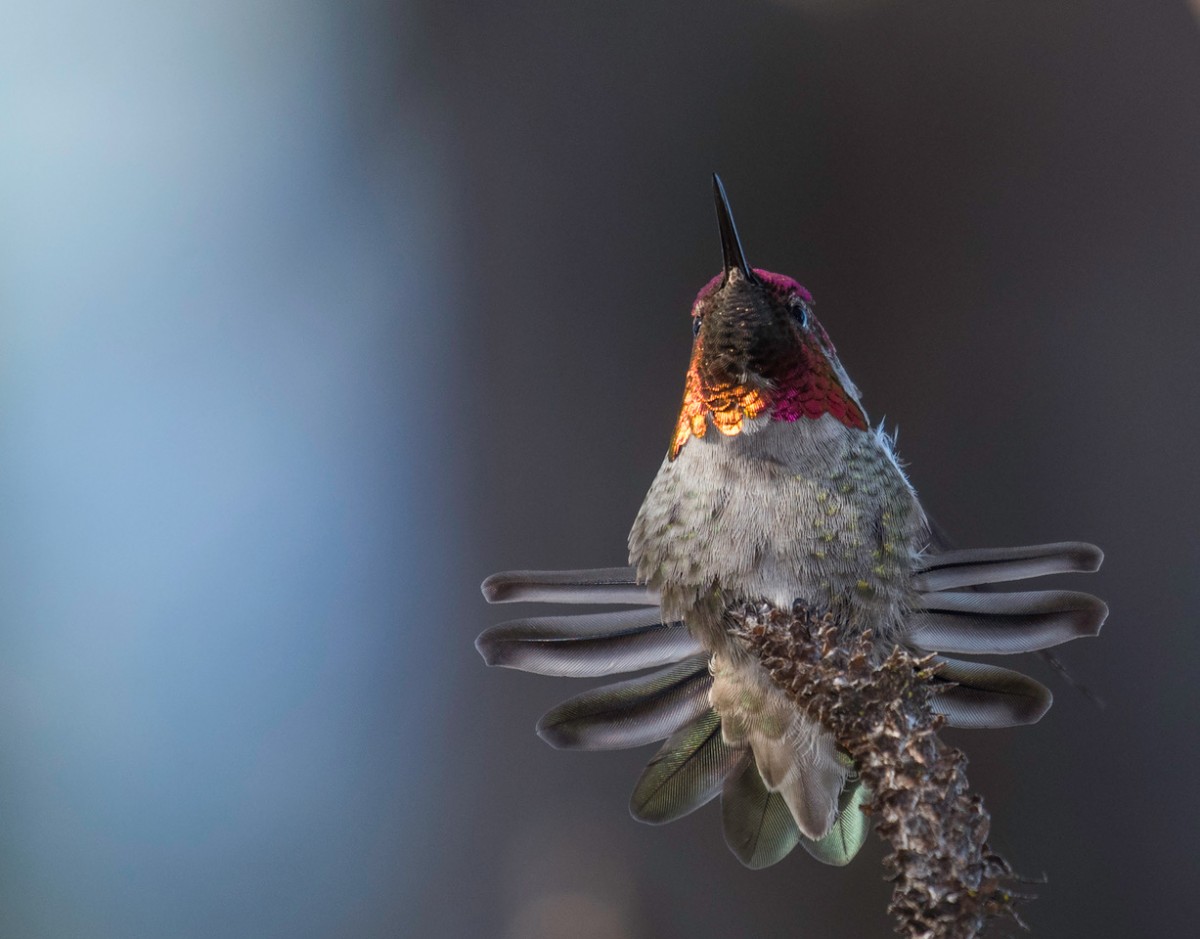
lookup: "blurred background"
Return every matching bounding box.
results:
[1,1,1197,936]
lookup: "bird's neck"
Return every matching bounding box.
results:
[670,342,867,460]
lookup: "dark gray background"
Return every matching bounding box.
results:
[1,1,1196,937]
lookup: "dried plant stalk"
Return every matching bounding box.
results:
[727,600,1026,939]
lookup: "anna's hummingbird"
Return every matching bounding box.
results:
[478,176,1106,868]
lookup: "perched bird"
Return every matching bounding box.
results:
[477,176,1106,869]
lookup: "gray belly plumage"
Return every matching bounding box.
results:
[628,413,926,838]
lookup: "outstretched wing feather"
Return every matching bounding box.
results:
[476,609,700,677]
[536,654,711,750]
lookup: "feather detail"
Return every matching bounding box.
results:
[913,542,1103,592]
[744,724,848,840]
[476,609,701,677]
[721,760,801,869]
[930,656,1052,729]
[773,750,847,840]
[481,567,657,606]
[904,589,1108,655]
[631,709,749,825]
[798,777,872,867]
[536,655,711,750]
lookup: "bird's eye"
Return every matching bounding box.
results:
[791,300,809,328]
[692,316,702,337]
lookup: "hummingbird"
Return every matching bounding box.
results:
[478,176,1106,869]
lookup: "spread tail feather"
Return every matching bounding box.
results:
[721,762,871,869]
[630,709,749,825]
[478,543,1103,864]
[798,777,872,867]
[721,760,801,869]
[746,725,847,840]
[775,754,848,842]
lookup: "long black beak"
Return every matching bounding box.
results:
[712,174,757,284]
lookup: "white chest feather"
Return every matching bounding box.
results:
[627,414,927,840]
[629,413,926,632]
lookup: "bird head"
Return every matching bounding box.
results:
[670,176,867,459]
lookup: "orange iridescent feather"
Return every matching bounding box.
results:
[670,342,769,459]
[669,270,867,460]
